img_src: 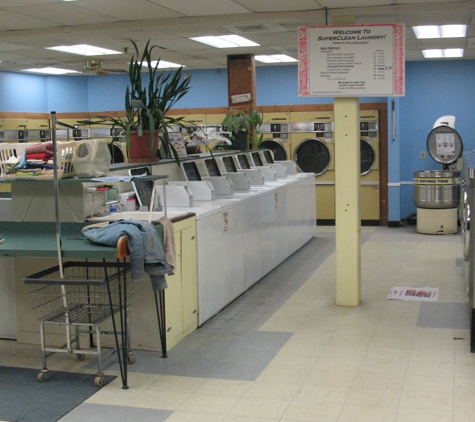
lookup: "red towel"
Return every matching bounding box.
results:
[25,142,53,155]
[26,152,53,161]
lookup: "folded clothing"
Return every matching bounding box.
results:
[26,152,53,161]
[25,141,53,155]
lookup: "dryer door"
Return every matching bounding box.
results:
[294,137,331,175]
[360,138,376,175]
[261,139,288,161]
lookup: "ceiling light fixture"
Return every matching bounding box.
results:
[190,35,259,48]
[422,48,464,58]
[21,67,80,75]
[255,54,297,63]
[413,24,467,39]
[46,44,122,56]
[150,60,185,68]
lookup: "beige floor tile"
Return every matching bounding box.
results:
[268,352,319,369]
[337,404,397,422]
[358,358,408,375]
[85,383,144,405]
[403,375,454,393]
[321,345,368,359]
[178,394,240,415]
[409,348,455,362]
[282,401,342,421]
[165,411,225,422]
[294,384,349,404]
[412,336,458,351]
[346,387,401,407]
[454,392,475,410]
[194,379,252,397]
[365,346,411,362]
[406,360,454,377]
[256,366,310,384]
[353,372,405,390]
[243,381,300,401]
[127,389,191,410]
[399,390,453,411]
[222,416,279,422]
[277,341,326,357]
[455,377,475,394]
[313,356,363,372]
[454,408,475,422]
[369,335,414,349]
[227,397,291,419]
[395,407,453,422]
[304,369,357,388]
[148,375,206,393]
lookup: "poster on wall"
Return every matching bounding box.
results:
[298,24,405,97]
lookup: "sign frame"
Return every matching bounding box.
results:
[298,24,405,97]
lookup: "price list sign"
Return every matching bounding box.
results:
[299,24,405,97]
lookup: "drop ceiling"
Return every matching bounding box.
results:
[0,0,473,74]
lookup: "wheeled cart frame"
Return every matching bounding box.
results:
[24,260,133,387]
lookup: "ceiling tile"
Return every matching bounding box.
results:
[148,0,251,16]
[3,3,117,26]
[233,0,324,12]
[72,0,183,21]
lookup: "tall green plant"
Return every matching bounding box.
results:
[78,39,192,164]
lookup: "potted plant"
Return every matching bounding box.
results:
[80,39,192,164]
[220,109,263,151]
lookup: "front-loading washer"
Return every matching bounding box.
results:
[360,110,380,224]
[260,112,291,160]
[290,111,334,223]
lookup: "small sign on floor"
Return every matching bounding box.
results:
[387,287,439,302]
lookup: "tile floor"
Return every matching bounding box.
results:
[2,225,475,422]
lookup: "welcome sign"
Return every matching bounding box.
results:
[298,24,405,97]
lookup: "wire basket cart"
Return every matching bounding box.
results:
[24,260,133,387]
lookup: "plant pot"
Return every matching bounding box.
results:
[128,130,160,163]
[235,131,248,151]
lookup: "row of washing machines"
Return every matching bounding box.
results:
[259,110,380,224]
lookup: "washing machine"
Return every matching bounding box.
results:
[260,112,290,161]
[360,110,380,224]
[290,111,334,222]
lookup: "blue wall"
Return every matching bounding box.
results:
[398,60,475,219]
[1,60,474,222]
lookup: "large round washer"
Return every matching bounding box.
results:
[360,138,376,176]
[293,137,331,176]
[260,139,288,161]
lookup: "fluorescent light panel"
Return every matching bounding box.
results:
[422,48,464,58]
[255,54,297,63]
[46,44,122,56]
[190,35,259,48]
[150,60,185,68]
[413,24,467,39]
[22,67,80,75]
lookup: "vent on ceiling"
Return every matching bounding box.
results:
[234,24,268,32]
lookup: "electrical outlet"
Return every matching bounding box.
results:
[421,151,426,159]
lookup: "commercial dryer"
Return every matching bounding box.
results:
[290,111,334,222]
[260,112,290,161]
[360,110,380,224]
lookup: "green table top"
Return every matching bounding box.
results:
[0,222,122,259]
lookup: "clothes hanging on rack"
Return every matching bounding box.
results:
[82,220,172,291]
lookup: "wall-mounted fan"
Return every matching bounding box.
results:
[85,59,127,75]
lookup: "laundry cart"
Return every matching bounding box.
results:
[24,259,133,387]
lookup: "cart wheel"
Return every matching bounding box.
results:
[127,353,136,365]
[37,372,47,383]
[94,376,103,387]
[76,353,86,361]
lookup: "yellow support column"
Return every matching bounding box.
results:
[334,97,361,306]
